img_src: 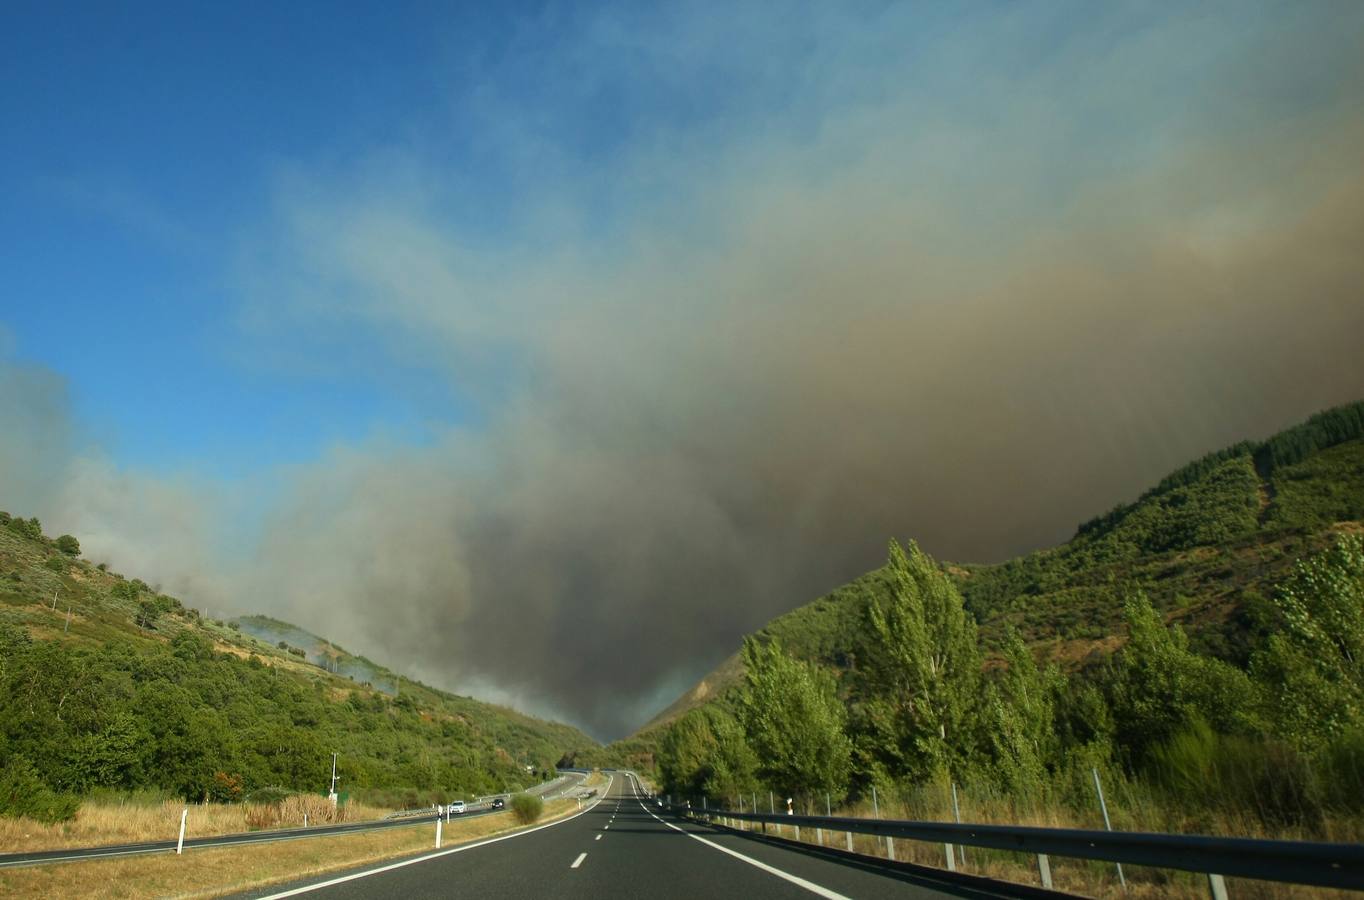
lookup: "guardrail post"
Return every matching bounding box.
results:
[1038,853,1053,889]
[1093,767,1127,891]
[1208,874,1228,900]
[176,808,187,855]
[952,783,966,869]
[872,786,889,858]
[846,829,853,852]
[887,836,895,861]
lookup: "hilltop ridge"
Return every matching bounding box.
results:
[628,400,1364,746]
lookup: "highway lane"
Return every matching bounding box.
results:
[236,772,1029,899]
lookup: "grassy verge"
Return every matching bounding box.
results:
[0,796,393,854]
[0,797,587,899]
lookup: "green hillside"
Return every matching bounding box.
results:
[0,517,594,819]
[626,401,1364,763]
[232,614,401,693]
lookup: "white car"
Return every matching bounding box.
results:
[450,800,466,815]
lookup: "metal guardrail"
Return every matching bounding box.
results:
[670,804,1364,894]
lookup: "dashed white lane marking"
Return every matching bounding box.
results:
[571,852,587,869]
[595,834,602,841]
[638,801,852,900]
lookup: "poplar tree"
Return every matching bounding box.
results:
[1253,534,1364,747]
[856,539,981,782]
[985,628,1063,801]
[739,637,851,799]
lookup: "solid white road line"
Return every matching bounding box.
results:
[639,801,852,900]
[571,852,587,869]
[256,775,614,899]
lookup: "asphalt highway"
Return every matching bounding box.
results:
[234,773,1036,900]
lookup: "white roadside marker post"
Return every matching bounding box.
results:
[436,816,443,849]
[176,808,187,855]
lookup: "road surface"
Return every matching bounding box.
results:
[234,773,1034,899]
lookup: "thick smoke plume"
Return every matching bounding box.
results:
[6,5,1364,737]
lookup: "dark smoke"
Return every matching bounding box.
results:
[8,5,1364,739]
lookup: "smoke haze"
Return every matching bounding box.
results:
[4,4,1364,737]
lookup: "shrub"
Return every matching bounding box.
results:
[245,786,292,805]
[1150,721,1323,827]
[208,771,244,803]
[0,757,79,823]
[44,556,65,572]
[6,517,42,540]
[510,792,543,824]
[55,534,80,556]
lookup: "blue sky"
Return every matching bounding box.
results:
[0,2,555,476]
[3,1,1363,735]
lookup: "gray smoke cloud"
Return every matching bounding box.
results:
[6,5,1364,738]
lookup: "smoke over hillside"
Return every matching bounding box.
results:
[4,5,1364,738]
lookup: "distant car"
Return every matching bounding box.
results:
[490,798,505,810]
[451,800,466,814]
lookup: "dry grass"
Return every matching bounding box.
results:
[0,796,588,899]
[0,797,393,855]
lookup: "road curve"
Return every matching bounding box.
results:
[230,773,1040,900]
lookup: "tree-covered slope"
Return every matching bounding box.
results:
[630,400,1364,745]
[0,516,594,816]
